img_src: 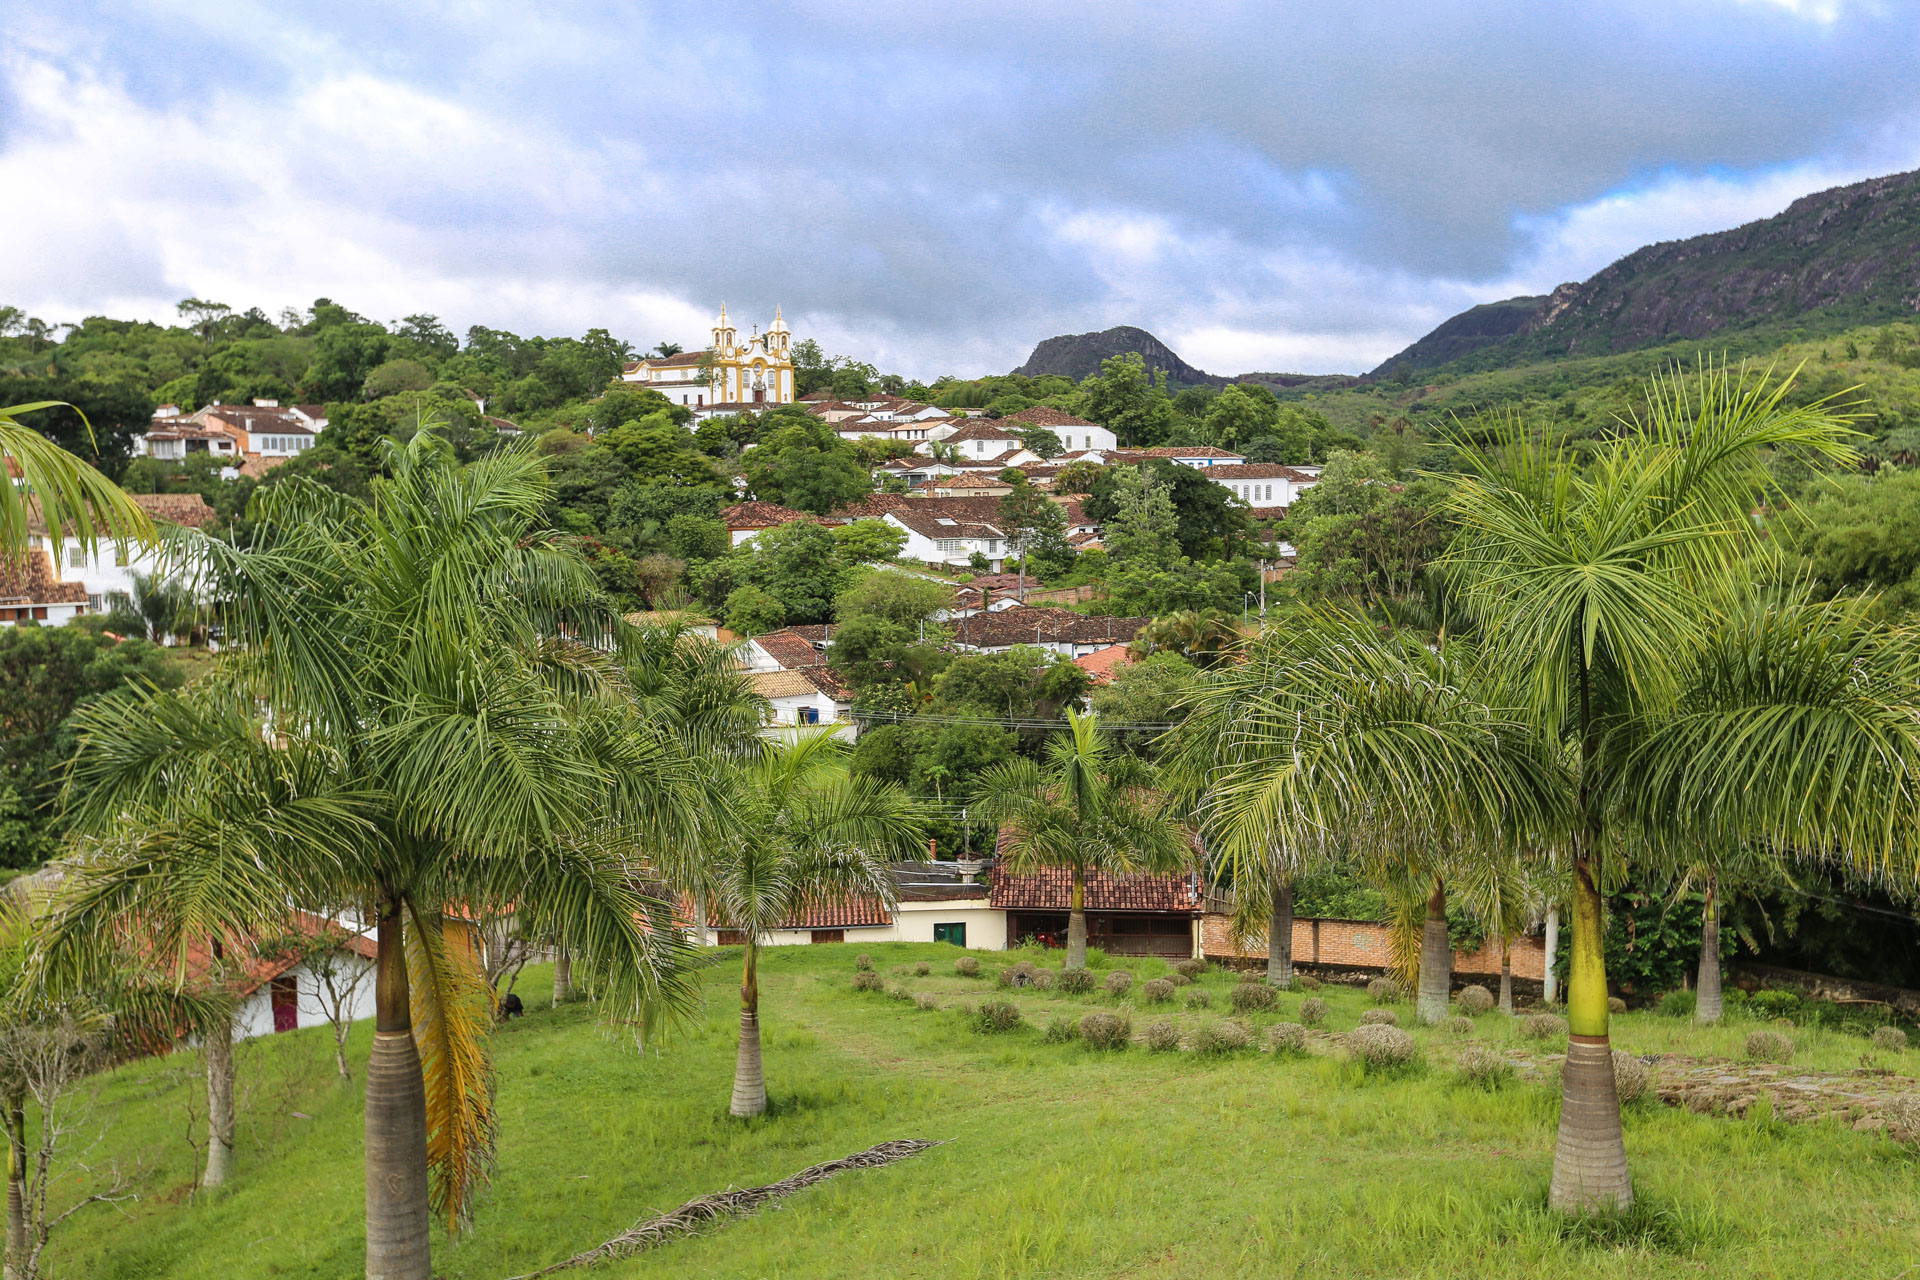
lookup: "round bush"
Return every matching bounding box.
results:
[1296,975,1323,992]
[1366,977,1399,1004]
[1142,978,1175,1004]
[913,961,931,977]
[1230,982,1278,1014]
[1105,970,1134,997]
[1298,997,1327,1027]
[1185,988,1212,1010]
[1079,1011,1131,1050]
[1358,1008,1399,1027]
[854,954,873,972]
[1456,985,1495,1015]
[954,956,980,977]
[1521,1013,1569,1041]
[851,971,884,992]
[1144,1020,1182,1052]
[1169,972,1193,988]
[1173,959,1207,979]
[1347,1024,1420,1071]
[998,961,1037,989]
[1267,1021,1308,1054]
[1744,1029,1794,1063]
[887,983,912,1001]
[1031,969,1056,990]
[972,999,1023,1034]
[1457,1044,1512,1090]
[1057,968,1096,994]
[1607,996,1628,1015]
[1612,1050,1651,1103]
[914,993,939,1011]
[1192,1020,1253,1055]
[1237,969,1262,983]
[1444,1016,1475,1036]
[1041,1015,1076,1044]
[1869,1025,1908,1052]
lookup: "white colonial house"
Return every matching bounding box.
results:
[1001,406,1117,454]
[29,493,217,619]
[884,506,1010,571]
[1205,463,1320,510]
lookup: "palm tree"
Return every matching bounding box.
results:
[705,731,923,1117]
[1441,365,1920,1212]
[128,570,195,645]
[41,435,707,1280]
[979,709,1191,970]
[0,401,152,562]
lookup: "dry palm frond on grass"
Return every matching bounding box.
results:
[505,1139,944,1277]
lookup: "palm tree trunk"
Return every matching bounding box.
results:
[203,1009,235,1189]
[552,941,571,1007]
[1498,938,1514,1015]
[1266,875,1294,987]
[1543,906,1560,1005]
[730,941,766,1118]
[1415,876,1450,1024]
[1695,880,1723,1025]
[1065,866,1088,971]
[365,902,431,1280]
[1549,853,1633,1214]
[6,1097,25,1280]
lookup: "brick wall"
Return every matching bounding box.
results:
[1201,913,1545,981]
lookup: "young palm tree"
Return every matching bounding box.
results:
[706,731,923,1117]
[1442,365,1920,1212]
[979,709,1191,970]
[42,435,706,1280]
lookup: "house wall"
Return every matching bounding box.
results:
[231,954,380,1040]
[697,901,1008,949]
[1200,914,1547,981]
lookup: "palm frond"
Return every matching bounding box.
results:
[404,902,496,1232]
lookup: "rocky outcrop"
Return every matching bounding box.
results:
[1013,326,1214,385]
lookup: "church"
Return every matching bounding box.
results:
[620,304,796,412]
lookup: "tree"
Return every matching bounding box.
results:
[724,585,785,636]
[1013,426,1064,459]
[997,482,1066,601]
[128,571,196,645]
[45,434,704,1279]
[705,733,922,1116]
[1080,353,1174,447]
[363,359,434,398]
[1090,468,1179,565]
[979,710,1189,969]
[742,415,870,514]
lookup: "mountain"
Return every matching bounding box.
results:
[1373,167,1920,379]
[1013,326,1214,384]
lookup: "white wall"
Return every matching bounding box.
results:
[231,954,379,1041]
[696,901,1010,950]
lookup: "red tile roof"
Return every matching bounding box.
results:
[131,493,216,528]
[1004,406,1098,428]
[1205,463,1318,481]
[722,501,814,529]
[944,422,1023,444]
[0,551,87,605]
[825,494,917,519]
[753,628,826,668]
[1074,643,1133,684]
[950,606,1150,650]
[989,864,1201,913]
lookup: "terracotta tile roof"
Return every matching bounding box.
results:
[1124,447,1245,462]
[235,455,291,480]
[949,606,1150,649]
[803,666,853,700]
[785,624,834,642]
[944,422,1023,444]
[131,493,216,528]
[722,501,814,529]
[888,507,1004,540]
[750,669,824,699]
[826,494,917,519]
[989,863,1202,913]
[199,405,317,435]
[0,551,88,605]
[1205,463,1318,481]
[1004,406,1098,428]
[1074,643,1133,684]
[1250,506,1290,520]
[753,629,826,669]
[934,473,1013,490]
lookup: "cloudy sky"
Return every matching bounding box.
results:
[4,1,1919,378]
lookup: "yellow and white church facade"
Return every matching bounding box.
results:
[620,305,795,410]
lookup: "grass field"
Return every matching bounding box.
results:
[55,944,1920,1279]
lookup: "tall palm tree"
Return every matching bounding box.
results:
[1441,364,1920,1212]
[41,435,706,1280]
[705,731,923,1117]
[979,709,1191,970]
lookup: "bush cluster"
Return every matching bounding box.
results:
[1612,1050,1651,1103]
[1607,996,1628,1015]
[1347,1024,1420,1072]
[1522,1013,1568,1041]
[1744,1029,1794,1063]
[1655,989,1697,1018]
[1185,989,1212,1010]
[1237,969,1262,984]
[1057,968,1096,994]
[1192,1020,1253,1055]
[1456,985,1495,1015]
[1750,989,1803,1020]
[972,999,1023,1034]
[1444,1015,1475,1036]
[1869,1025,1909,1052]
[1169,972,1193,988]
[1032,969,1056,990]
[1358,1008,1399,1028]
[855,954,873,972]
[914,961,931,977]
[1105,971,1134,997]
[1366,977,1398,1004]
[1457,1044,1513,1090]
[955,956,980,977]
[1295,975,1323,992]
[851,971,884,993]
[997,961,1037,989]
[914,993,939,1012]
[1298,997,1327,1027]
[1174,959,1207,979]
[1144,1020,1181,1052]
[1142,978,1176,1005]
[1267,1022,1307,1054]
[1042,1015,1076,1044]
[1230,983,1278,1014]
[1079,1012,1131,1050]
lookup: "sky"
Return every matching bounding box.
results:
[4,1,1920,379]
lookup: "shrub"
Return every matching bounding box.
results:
[1192,1020,1253,1055]
[1185,989,1212,1010]
[1230,983,1278,1014]
[1750,989,1803,1020]
[855,954,873,972]
[1296,975,1323,991]
[1057,968,1096,994]
[1612,1050,1651,1103]
[1142,978,1175,1004]
[1366,977,1398,1004]
[1268,1022,1308,1054]
[1237,969,1262,984]
[1105,970,1134,997]
[1522,1013,1568,1041]
[1174,959,1207,979]
[1079,1011,1131,1050]
[1870,1025,1909,1051]
[914,993,939,1012]
[972,999,1023,1034]
[1456,985,1495,1015]
[1298,997,1327,1027]
[1347,1024,1420,1072]
[1457,1045,1512,1090]
[1444,1016,1475,1036]
[997,961,1037,989]
[954,956,980,977]
[1656,989,1697,1019]
[851,971,884,993]
[1144,1020,1182,1052]
[914,961,931,976]
[1032,969,1056,990]
[887,983,913,1001]
[1607,996,1628,1015]
[1358,1008,1399,1027]
[1041,1015,1076,1044]
[1170,972,1193,987]
[1744,1029,1794,1063]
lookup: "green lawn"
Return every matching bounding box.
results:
[60,945,1920,1279]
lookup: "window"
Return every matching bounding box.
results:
[800,706,820,725]
[810,929,845,944]
[934,922,967,946]
[69,547,86,569]
[716,930,749,946]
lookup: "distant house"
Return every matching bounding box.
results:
[1204,463,1319,510]
[948,605,1151,657]
[929,473,1015,497]
[1122,446,1245,469]
[749,666,852,728]
[163,912,379,1041]
[137,399,327,480]
[885,506,1011,570]
[1000,406,1117,454]
[936,421,1028,460]
[693,862,1004,948]
[721,501,815,547]
[0,551,89,627]
[1073,643,1132,685]
[744,626,830,672]
[32,492,217,617]
[990,861,1204,959]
